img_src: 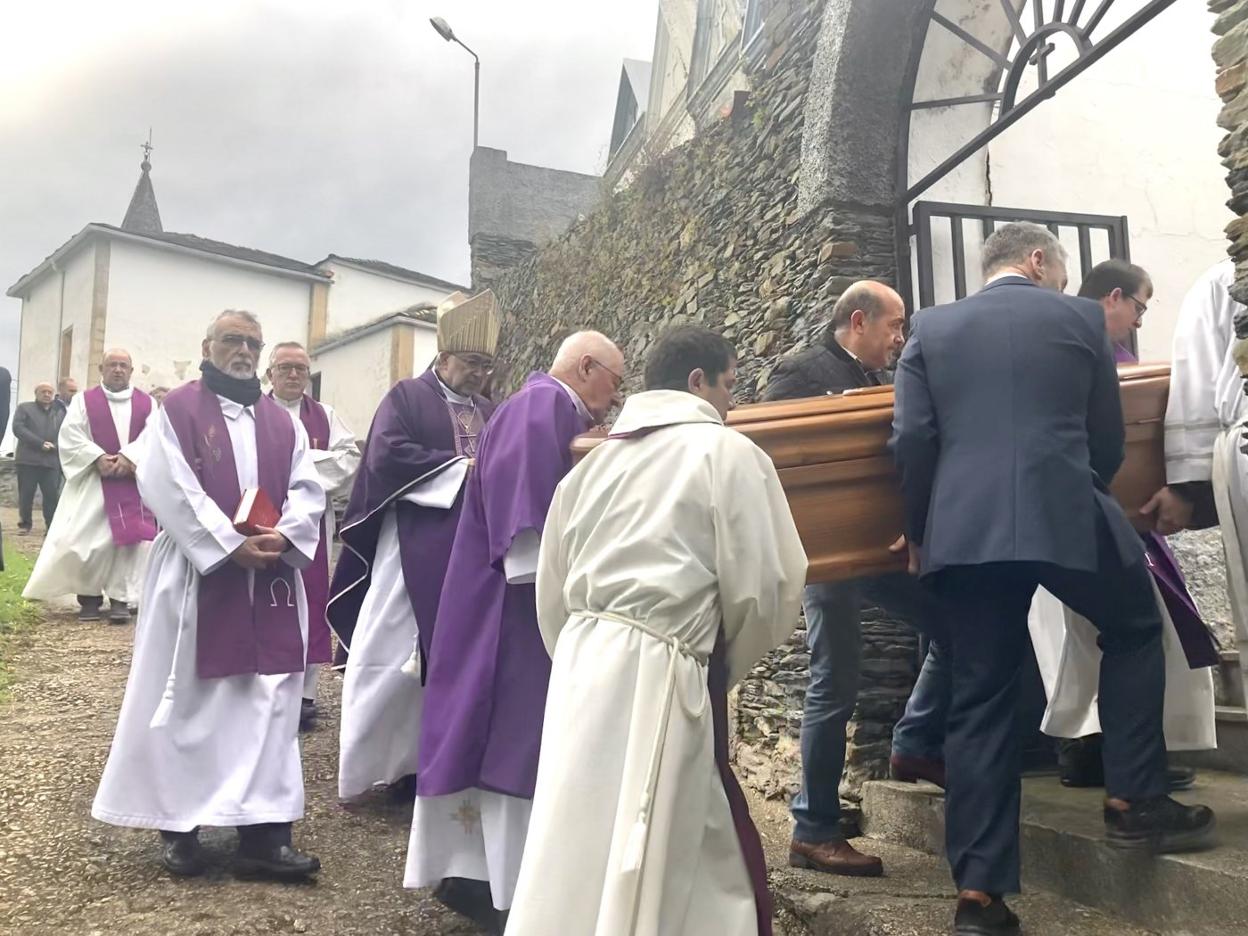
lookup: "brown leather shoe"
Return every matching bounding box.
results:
[890,753,946,789]
[789,838,884,877]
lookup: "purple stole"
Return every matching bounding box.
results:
[1114,344,1219,667]
[287,393,333,667]
[163,381,304,679]
[83,386,157,546]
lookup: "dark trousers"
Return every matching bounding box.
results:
[16,464,60,529]
[934,533,1167,894]
[791,571,949,843]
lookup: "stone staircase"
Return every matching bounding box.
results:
[859,770,1248,935]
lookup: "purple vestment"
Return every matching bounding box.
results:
[162,381,303,679]
[83,386,157,546]
[1115,344,1219,667]
[417,373,592,800]
[327,369,496,672]
[272,392,334,666]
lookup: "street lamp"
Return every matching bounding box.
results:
[430,16,480,150]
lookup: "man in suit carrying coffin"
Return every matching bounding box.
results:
[891,223,1216,936]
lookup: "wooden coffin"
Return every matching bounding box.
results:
[571,364,1170,584]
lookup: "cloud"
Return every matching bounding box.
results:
[0,0,658,380]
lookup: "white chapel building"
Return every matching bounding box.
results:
[6,155,464,436]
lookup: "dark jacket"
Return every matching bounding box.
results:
[890,275,1141,577]
[762,335,886,401]
[0,366,10,442]
[12,400,64,468]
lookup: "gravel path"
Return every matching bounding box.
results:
[0,508,477,936]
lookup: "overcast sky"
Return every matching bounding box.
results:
[0,0,658,381]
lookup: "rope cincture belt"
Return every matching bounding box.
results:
[573,609,710,883]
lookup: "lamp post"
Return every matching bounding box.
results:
[430,16,480,150]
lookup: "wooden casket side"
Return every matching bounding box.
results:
[570,364,1170,583]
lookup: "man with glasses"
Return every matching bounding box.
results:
[266,342,360,731]
[330,290,500,804]
[405,329,624,934]
[1028,259,1217,791]
[92,309,326,881]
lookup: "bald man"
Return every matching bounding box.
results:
[24,351,157,622]
[763,282,951,878]
[12,382,66,535]
[405,331,625,932]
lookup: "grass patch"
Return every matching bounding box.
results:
[0,541,40,695]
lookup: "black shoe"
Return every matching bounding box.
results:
[387,773,419,802]
[1058,736,1104,787]
[160,830,207,877]
[77,596,104,622]
[1105,795,1217,853]
[433,878,497,931]
[1167,765,1197,792]
[234,844,321,881]
[108,599,131,624]
[954,897,1020,935]
[299,698,317,732]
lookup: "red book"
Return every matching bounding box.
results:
[233,487,281,535]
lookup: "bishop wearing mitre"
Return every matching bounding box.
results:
[24,349,156,622]
[330,290,499,801]
[92,310,325,881]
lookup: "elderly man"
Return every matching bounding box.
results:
[92,309,325,881]
[55,376,79,414]
[508,326,807,936]
[24,350,157,622]
[330,290,500,800]
[762,281,945,878]
[266,341,360,730]
[12,382,65,534]
[892,223,1215,935]
[405,330,624,933]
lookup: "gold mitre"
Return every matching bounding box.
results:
[437,289,500,357]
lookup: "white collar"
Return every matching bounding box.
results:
[216,395,254,421]
[551,376,593,423]
[272,392,302,413]
[101,383,134,403]
[435,374,474,406]
[609,390,722,436]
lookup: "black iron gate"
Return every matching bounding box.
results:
[908,200,1131,309]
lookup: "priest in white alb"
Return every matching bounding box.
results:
[24,349,156,623]
[265,340,360,731]
[506,326,808,936]
[92,310,325,882]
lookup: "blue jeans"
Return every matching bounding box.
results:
[892,640,952,761]
[791,572,951,844]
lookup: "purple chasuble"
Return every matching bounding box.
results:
[327,369,496,671]
[417,372,592,800]
[83,385,156,546]
[274,392,334,666]
[162,380,304,679]
[1115,344,1219,667]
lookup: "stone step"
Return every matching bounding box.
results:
[1176,707,1248,776]
[773,840,1156,935]
[860,771,1248,935]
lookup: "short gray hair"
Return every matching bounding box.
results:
[205,309,262,340]
[268,341,307,365]
[981,222,1067,278]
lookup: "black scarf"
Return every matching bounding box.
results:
[199,359,262,406]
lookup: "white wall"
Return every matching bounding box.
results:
[312,325,395,439]
[409,324,439,379]
[105,239,315,391]
[16,241,95,400]
[907,2,1229,361]
[322,260,456,336]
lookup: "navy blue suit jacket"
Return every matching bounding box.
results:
[890,276,1143,577]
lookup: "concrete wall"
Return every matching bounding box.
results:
[321,260,456,336]
[468,147,603,288]
[104,239,315,391]
[16,241,96,401]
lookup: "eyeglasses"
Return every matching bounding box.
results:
[217,333,264,352]
[271,363,310,376]
[1125,295,1149,322]
[590,357,624,391]
[452,354,496,375]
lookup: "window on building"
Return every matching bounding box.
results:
[310,371,322,402]
[59,327,73,383]
[743,0,773,50]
